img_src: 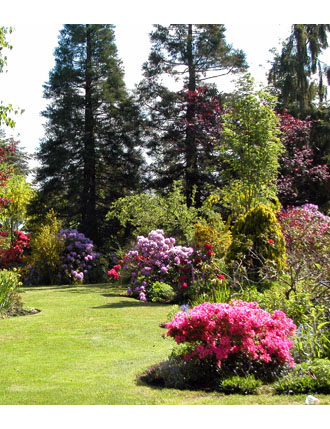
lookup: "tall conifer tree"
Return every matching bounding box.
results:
[35,25,143,247]
[138,24,246,205]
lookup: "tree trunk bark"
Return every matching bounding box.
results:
[82,24,98,243]
[184,24,199,207]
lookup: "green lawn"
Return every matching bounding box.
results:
[0,283,329,405]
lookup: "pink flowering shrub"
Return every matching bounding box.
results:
[166,300,296,368]
[277,204,330,298]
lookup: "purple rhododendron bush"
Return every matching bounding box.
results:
[58,229,100,283]
[166,300,297,368]
[108,229,219,303]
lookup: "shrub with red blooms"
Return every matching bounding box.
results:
[0,230,30,268]
[166,300,296,368]
[107,264,121,282]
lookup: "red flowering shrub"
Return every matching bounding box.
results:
[107,265,120,281]
[0,230,30,268]
[166,300,296,368]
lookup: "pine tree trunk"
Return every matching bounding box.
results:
[82,25,97,243]
[184,24,199,207]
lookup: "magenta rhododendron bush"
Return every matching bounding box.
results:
[166,300,296,367]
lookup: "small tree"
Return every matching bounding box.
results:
[218,76,283,216]
[25,210,64,285]
[0,174,35,243]
[106,181,200,244]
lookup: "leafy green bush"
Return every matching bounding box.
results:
[107,180,200,244]
[273,359,330,394]
[240,285,329,361]
[220,375,262,395]
[226,204,286,284]
[0,269,21,313]
[274,375,315,394]
[23,210,64,285]
[148,282,175,303]
[193,219,231,258]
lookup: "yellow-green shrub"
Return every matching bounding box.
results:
[195,194,232,258]
[193,220,232,258]
[0,268,22,312]
[226,204,286,282]
[24,210,64,285]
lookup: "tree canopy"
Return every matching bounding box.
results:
[34,24,144,247]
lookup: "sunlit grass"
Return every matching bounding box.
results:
[0,283,328,405]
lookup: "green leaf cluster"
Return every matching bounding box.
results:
[273,359,330,394]
[0,268,21,312]
[218,75,283,216]
[26,210,65,285]
[219,375,262,395]
[106,181,200,243]
[148,282,175,303]
[0,174,35,239]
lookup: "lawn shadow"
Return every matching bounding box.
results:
[21,284,121,295]
[91,299,166,309]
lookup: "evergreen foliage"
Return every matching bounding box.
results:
[138,24,246,205]
[34,25,144,248]
[226,204,286,282]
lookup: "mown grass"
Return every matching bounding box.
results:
[0,283,329,405]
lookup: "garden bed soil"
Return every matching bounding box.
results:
[0,305,41,319]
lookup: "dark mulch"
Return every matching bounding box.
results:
[0,304,41,319]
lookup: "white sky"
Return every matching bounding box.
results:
[1,2,330,177]
[0,23,290,154]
